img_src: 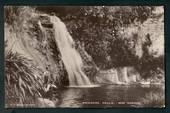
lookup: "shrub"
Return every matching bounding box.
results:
[5,49,42,107]
[140,90,165,107]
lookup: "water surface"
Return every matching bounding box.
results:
[57,84,164,108]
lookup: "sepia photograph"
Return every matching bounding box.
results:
[4,6,165,108]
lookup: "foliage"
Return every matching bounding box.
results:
[36,6,164,80]
[4,7,44,107]
[36,6,153,69]
[137,40,164,79]
[110,37,139,67]
[5,49,43,106]
[140,90,165,107]
[4,6,35,31]
[83,7,150,68]
[4,6,20,25]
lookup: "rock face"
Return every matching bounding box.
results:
[96,68,119,84]
[96,67,140,84]
[77,45,99,82]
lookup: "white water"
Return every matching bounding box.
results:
[97,68,130,84]
[111,69,120,84]
[50,16,91,86]
[117,67,129,83]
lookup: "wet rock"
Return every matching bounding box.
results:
[96,68,119,84]
[96,67,140,84]
[41,23,53,28]
[39,15,53,28]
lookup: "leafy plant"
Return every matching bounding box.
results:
[5,49,42,107]
[140,91,165,107]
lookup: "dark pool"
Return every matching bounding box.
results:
[57,84,165,108]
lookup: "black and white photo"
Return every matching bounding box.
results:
[4,6,165,108]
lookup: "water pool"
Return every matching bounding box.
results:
[56,84,165,108]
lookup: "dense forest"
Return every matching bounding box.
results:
[5,6,164,107]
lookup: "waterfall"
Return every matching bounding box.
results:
[50,16,91,86]
[113,69,120,84]
[122,67,129,83]
[117,67,129,83]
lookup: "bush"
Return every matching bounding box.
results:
[140,90,165,107]
[5,50,43,107]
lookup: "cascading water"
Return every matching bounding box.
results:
[50,16,91,86]
[117,67,129,84]
[121,67,129,83]
[113,69,121,84]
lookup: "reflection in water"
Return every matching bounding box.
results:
[57,84,164,108]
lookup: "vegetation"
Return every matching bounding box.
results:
[4,6,164,107]
[137,41,164,79]
[140,90,165,107]
[5,49,43,107]
[4,6,44,107]
[36,6,164,78]
[36,6,151,68]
